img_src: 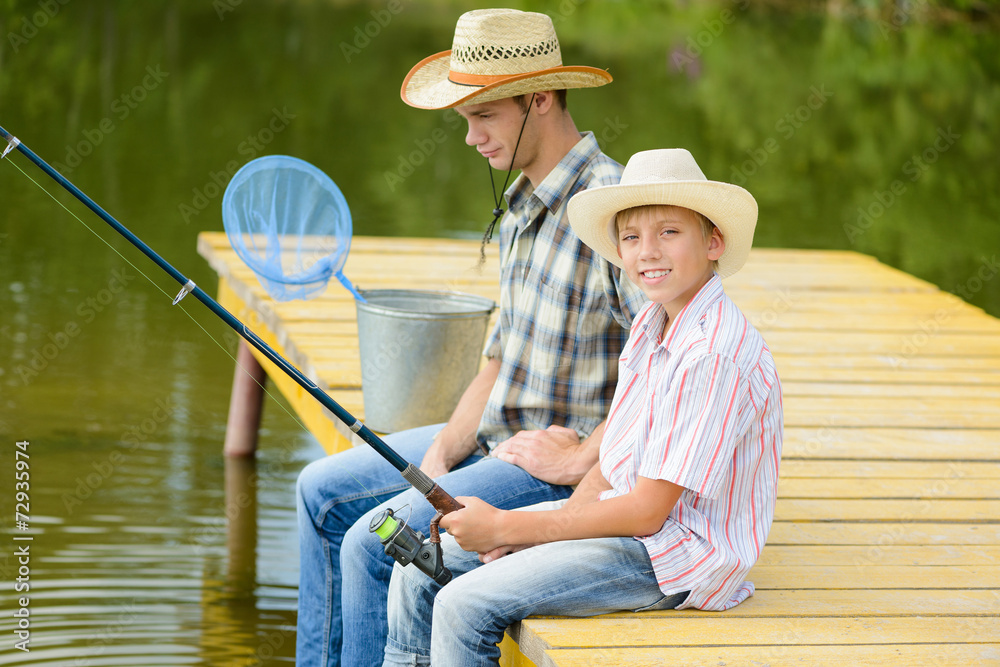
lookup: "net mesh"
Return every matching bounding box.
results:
[222,155,363,302]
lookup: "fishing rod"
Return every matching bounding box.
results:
[1,125,458,584]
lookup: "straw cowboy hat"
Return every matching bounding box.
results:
[568,149,758,279]
[401,8,612,110]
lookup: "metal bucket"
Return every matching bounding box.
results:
[356,289,496,433]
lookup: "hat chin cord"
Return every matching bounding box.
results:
[478,93,536,266]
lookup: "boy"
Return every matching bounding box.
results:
[381,149,783,667]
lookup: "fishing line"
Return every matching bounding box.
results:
[3,153,388,505]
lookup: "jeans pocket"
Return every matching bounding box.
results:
[632,590,690,612]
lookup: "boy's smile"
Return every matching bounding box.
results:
[616,205,725,327]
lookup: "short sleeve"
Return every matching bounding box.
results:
[639,354,749,499]
[482,318,502,360]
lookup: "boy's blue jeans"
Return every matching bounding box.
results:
[295,425,574,667]
[382,500,689,667]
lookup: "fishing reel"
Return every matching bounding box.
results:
[369,508,452,585]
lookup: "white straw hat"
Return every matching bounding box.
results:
[401,9,612,110]
[568,149,758,278]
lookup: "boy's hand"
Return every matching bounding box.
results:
[493,425,589,485]
[439,496,506,554]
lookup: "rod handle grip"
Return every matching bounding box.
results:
[425,484,464,515]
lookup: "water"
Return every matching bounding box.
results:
[1,1,998,664]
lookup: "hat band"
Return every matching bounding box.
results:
[447,70,510,87]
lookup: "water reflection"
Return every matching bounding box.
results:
[0,426,311,666]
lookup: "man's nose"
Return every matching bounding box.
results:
[465,121,484,147]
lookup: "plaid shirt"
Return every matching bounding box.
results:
[477,132,648,449]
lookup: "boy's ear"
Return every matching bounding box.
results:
[707,228,725,261]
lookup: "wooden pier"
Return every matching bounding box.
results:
[198,232,1000,666]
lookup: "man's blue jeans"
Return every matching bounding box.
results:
[295,425,574,666]
[382,500,689,667]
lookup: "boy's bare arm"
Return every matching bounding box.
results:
[443,474,683,555]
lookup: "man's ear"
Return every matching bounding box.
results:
[707,228,725,261]
[533,90,557,115]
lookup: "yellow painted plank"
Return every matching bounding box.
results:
[781,381,1000,398]
[778,367,1000,384]
[764,330,1000,356]
[726,265,936,292]
[756,545,1000,567]
[779,460,1000,479]
[536,643,1000,667]
[773,352,1000,371]
[601,589,1000,618]
[782,427,1000,460]
[728,289,972,312]
[784,403,1000,429]
[777,477,1000,499]
[767,522,1000,546]
[752,311,1000,333]
[747,564,1000,589]
[517,616,1000,649]
[774,498,1000,521]
[499,633,539,667]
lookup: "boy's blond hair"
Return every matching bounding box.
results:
[615,204,720,273]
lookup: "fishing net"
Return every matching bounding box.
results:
[222,155,363,302]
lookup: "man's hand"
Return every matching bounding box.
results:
[419,429,470,479]
[492,425,591,485]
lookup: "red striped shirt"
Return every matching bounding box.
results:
[599,275,783,611]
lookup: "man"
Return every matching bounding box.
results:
[295,9,646,666]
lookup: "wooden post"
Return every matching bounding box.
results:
[223,340,267,457]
